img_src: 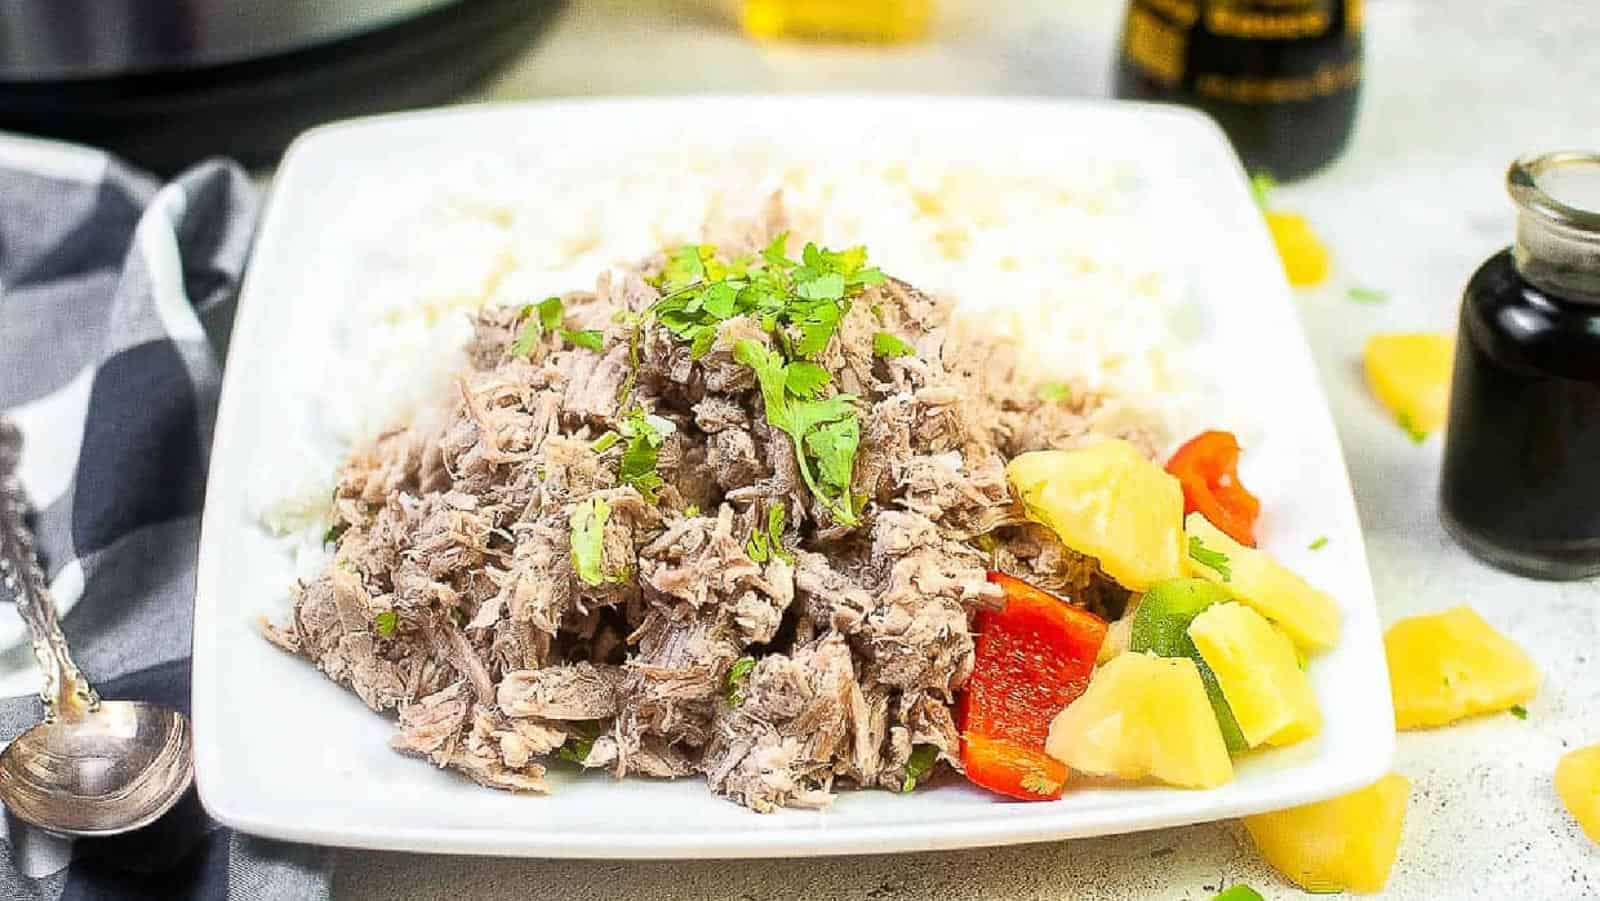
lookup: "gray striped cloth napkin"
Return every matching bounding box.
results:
[0,134,331,900]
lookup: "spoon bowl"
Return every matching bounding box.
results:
[0,701,193,836]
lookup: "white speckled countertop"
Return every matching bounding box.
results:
[337,1,1600,897]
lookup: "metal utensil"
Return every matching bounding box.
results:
[0,419,194,835]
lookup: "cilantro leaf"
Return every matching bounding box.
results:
[537,296,565,331]
[784,361,831,398]
[509,308,542,357]
[556,721,603,765]
[726,656,757,706]
[872,331,916,359]
[1189,535,1232,582]
[1036,381,1072,404]
[797,271,845,302]
[508,297,566,357]
[1308,536,1329,551]
[1348,286,1389,303]
[617,410,672,502]
[322,523,346,548]
[1397,411,1429,444]
[570,496,611,586]
[1249,171,1276,209]
[374,610,398,638]
[1510,704,1528,720]
[761,233,796,269]
[766,503,792,563]
[659,244,712,292]
[746,528,770,563]
[748,503,792,564]
[562,328,605,351]
[804,416,860,495]
[901,744,938,793]
[590,431,621,453]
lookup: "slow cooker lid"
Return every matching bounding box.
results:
[0,0,464,80]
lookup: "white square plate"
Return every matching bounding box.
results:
[193,97,1393,858]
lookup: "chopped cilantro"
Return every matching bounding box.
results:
[1397,411,1429,444]
[973,532,999,566]
[735,339,861,524]
[747,502,793,564]
[556,721,603,765]
[872,331,916,359]
[683,504,701,518]
[561,328,605,351]
[648,237,885,521]
[570,496,611,586]
[1249,171,1277,209]
[726,656,757,706]
[374,610,398,638]
[322,522,346,548]
[901,744,938,793]
[590,431,621,453]
[617,410,672,502]
[1035,381,1072,404]
[509,296,565,357]
[1308,536,1330,551]
[1510,704,1528,720]
[1348,286,1389,303]
[1211,886,1265,901]
[1189,536,1232,582]
[784,361,832,398]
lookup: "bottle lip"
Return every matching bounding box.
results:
[1508,151,1600,234]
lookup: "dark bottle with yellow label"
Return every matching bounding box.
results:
[1114,0,1363,180]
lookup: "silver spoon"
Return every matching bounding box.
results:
[0,419,193,835]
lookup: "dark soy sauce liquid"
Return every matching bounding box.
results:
[1440,250,1600,579]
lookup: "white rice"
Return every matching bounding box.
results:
[250,143,1200,549]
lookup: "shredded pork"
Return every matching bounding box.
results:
[265,205,1147,811]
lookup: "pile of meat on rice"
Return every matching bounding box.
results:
[263,203,1154,812]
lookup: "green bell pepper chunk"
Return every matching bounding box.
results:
[1130,578,1249,753]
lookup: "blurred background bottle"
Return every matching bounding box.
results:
[1113,0,1363,180]
[740,0,930,43]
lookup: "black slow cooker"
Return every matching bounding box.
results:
[0,0,564,172]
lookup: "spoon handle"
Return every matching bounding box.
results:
[0,420,99,722]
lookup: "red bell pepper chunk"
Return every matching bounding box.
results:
[962,732,1069,801]
[958,572,1108,801]
[1166,430,1262,547]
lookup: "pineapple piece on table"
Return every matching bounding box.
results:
[1189,602,1322,748]
[1183,512,1341,652]
[1045,651,1232,790]
[1265,211,1331,288]
[1384,605,1538,730]
[1363,332,1453,441]
[1555,744,1600,844]
[1243,772,1411,894]
[1007,440,1185,591]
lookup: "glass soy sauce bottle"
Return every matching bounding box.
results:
[1440,152,1600,580]
[1113,0,1363,180]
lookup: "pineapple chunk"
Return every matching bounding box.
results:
[1384,606,1538,730]
[1183,513,1341,651]
[1363,332,1453,440]
[1265,211,1331,287]
[1556,744,1600,844]
[1045,652,1232,789]
[1189,602,1321,748]
[1007,441,1185,591]
[1243,772,1411,894]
